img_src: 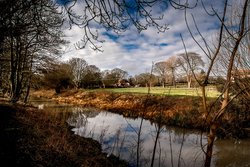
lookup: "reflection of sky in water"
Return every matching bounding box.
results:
[30,99,250,167]
[68,110,250,167]
[68,111,207,167]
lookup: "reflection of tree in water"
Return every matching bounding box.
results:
[68,109,201,167]
[68,109,207,167]
[30,100,250,167]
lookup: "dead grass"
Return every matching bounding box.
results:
[30,89,250,138]
[30,89,209,129]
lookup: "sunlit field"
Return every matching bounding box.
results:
[92,86,220,98]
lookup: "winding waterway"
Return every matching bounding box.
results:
[30,98,250,167]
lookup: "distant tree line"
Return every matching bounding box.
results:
[29,52,218,94]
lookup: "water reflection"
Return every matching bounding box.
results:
[68,110,207,167]
[30,99,250,167]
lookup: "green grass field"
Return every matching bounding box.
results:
[89,86,220,98]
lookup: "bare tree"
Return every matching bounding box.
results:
[68,58,88,88]
[57,0,197,51]
[165,56,180,87]
[134,73,158,88]
[154,61,168,87]
[177,52,205,88]
[181,0,250,166]
[154,55,193,88]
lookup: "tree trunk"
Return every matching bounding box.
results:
[150,124,161,167]
[24,84,30,103]
[201,85,207,114]
[187,75,192,88]
[24,72,32,103]
[137,118,143,167]
[172,68,176,87]
[205,89,229,167]
[204,122,218,167]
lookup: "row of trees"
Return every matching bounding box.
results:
[33,53,207,93]
[35,57,130,93]
[1,40,227,97]
[154,52,205,88]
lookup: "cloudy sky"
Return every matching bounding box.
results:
[59,0,224,76]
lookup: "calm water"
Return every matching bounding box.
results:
[31,98,250,167]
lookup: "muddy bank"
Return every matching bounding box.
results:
[0,99,127,167]
[30,89,250,139]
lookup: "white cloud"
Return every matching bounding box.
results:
[59,1,224,76]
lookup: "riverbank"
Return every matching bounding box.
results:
[30,89,250,139]
[30,89,205,127]
[0,98,127,167]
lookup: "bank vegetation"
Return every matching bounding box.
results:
[31,89,250,139]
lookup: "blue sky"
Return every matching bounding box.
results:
[60,0,224,76]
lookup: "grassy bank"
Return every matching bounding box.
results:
[0,99,127,167]
[31,89,208,130]
[30,89,250,139]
